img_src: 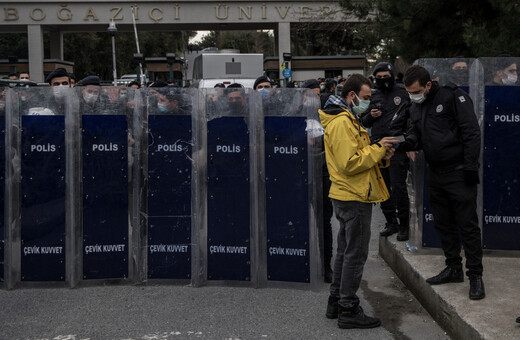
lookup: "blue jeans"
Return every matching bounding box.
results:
[330,199,372,310]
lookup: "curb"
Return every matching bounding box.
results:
[379,236,483,340]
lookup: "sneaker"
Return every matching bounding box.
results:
[379,223,398,237]
[469,275,485,300]
[516,316,520,323]
[426,267,464,285]
[338,305,381,329]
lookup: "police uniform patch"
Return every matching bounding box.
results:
[436,104,443,113]
[459,96,466,103]
[394,96,401,105]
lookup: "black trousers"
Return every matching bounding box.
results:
[380,152,410,223]
[428,169,483,276]
[322,175,334,267]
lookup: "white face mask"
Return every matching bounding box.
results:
[0,102,5,110]
[53,85,68,99]
[83,92,98,104]
[409,87,428,104]
[502,74,518,85]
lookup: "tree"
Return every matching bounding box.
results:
[338,0,520,63]
[64,31,195,80]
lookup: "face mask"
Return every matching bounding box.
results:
[53,85,68,99]
[409,89,427,104]
[229,102,244,114]
[119,93,127,98]
[0,102,5,111]
[502,74,518,85]
[83,93,98,104]
[375,77,394,91]
[258,88,269,100]
[157,103,169,112]
[352,93,370,115]
[320,85,326,92]
[451,69,468,84]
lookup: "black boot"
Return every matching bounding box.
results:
[469,275,486,300]
[380,214,398,237]
[396,216,409,241]
[326,296,339,319]
[338,305,381,329]
[516,316,520,323]
[426,267,464,285]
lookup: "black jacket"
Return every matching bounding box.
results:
[402,82,481,172]
[360,84,410,140]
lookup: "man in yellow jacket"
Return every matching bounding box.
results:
[319,74,398,329]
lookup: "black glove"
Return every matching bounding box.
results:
[464,170,480,185]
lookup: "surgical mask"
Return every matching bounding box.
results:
[157,103,168,112]
[258,88,269,100]
[83,92,98,104]
[352,93,370,115]
[0,102,5,111]
[409,90,426,104]
[320,85,326,92]
[53,85,68,99]
[119,93,127,98]
[502,74,518,85]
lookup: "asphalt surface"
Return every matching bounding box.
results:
[0,208,448,340]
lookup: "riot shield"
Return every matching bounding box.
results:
[204,87,254,283]
[258,88,321,288]
[18,86,72,281]
[80,86,130,280]
[146,87,195,280]
[477,57,520,250]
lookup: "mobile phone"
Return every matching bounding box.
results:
[393,135,405,148]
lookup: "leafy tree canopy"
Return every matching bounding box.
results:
[338,0,520,63]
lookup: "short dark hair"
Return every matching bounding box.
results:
[403,65,431,87]
[341,74,372,98]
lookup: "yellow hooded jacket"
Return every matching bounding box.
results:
[319,103,390,203]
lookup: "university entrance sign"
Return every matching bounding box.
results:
[0,1,352,82]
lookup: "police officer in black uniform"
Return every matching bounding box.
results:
[361,62,411,241]
[401,65,485,300]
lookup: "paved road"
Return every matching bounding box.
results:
[0,207,448,340]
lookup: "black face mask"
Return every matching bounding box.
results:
[229,102,244,115]
[375,77,394,91]
[451,69,468,85]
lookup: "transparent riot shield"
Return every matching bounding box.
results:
[412,58,477,249]
[257,88,321,289]
[145,87,196,280]
[477,57,520,250]
[17,85,74,282]
[202,87,255,284]
[80,86,131,280]
[0,86,7,285]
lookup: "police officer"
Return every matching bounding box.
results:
[361,62,411,241]
[402,65,484,300]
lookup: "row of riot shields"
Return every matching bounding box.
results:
[0,85,323,288]
[410,57,520,251]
